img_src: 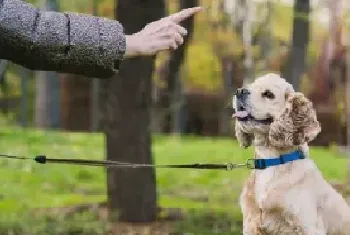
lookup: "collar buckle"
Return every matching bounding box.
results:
[245,159,256,169]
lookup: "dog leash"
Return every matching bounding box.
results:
[0,150,305,171]
[0,154,255,171]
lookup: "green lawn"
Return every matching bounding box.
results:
[0,126,348,234]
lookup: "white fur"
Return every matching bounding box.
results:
[235,73,350,234]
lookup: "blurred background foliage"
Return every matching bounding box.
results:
[2,0,350,234]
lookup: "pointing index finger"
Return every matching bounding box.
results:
[166,7,203,23]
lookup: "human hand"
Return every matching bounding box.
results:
[125,7,203,57]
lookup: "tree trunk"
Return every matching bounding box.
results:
[161,0,197,134]
[256,1,273,71]
[60,0,101,132]
[60,74,92,131]
[0,60,9,96]
[90,0,100,132]
[36,70,61,128]
[282,0,310,91]
[103,0,165,222]
[344,18,350,182]
[344,4,350,184]
[35,0,61,128]
[219,56,234,136]
[35,71,48,128]
[242,0,254,85]
[19,67,30,127]
[0,60,8,81]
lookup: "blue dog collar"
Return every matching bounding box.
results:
[248,150,305,170]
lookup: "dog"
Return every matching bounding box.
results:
[232,73,350,234]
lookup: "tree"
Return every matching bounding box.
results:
[282,0,310,91]
[103,0,165,222]
[35,0,61,128]
[60,74,92,131]
[241,0,254,85]
[159,0,198,134]
[60,0,100,132]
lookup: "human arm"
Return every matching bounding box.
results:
[0,0,202,78]
[0,0,126,78]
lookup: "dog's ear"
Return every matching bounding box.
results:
[269,92,321,148]
[235,121,254,148]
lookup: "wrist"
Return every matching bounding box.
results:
[125,34,141,58]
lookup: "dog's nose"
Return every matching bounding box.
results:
[236,88,249,98]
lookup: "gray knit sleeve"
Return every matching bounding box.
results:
[0,0,126,78]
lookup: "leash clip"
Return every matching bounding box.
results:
[245,159,255,169]
[226,160,254,171]
[226,163,235,171]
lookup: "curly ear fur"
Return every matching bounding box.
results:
[235,121,254,148]
[269,92,321,148]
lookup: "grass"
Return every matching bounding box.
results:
[0,126,348,234]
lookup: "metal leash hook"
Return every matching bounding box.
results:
[225,161,254,171]
[226,163,236,171]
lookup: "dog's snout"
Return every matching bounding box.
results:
[235,88,249,112]
[236,88,243,97]
[236,88,250,99]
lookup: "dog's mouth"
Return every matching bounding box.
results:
[232,103,249,121]
[233,109,249,121]
[232,108,274,124]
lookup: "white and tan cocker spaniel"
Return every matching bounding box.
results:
[232,73,350,234]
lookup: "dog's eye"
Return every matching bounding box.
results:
[262,90,275,99]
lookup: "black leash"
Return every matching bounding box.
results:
[0,154,254,171]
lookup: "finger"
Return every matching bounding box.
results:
[174,24,187,36]
[166,22,188,36]
[157,21,187,36]
[157,40,176,52]
[170,40,178,50]
[173,32,183,45]
[165,7,203,23]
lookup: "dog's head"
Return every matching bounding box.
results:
[233,73,321,148]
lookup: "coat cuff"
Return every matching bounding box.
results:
[66,13,126,78]
[98,16,126,73]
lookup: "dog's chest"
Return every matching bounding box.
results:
[254,170,306,234]
[255,169,276,209]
